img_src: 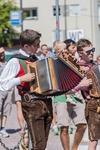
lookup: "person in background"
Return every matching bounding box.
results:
[53,40,67,54]
[64,39,77,55]
[77,38,100,150]
[57,39,91,150]
[0,47,13,138]
[13,86,24,135]
[0,29,53,150]
[51,97,59,135]
[63,39,78,134]
[51,40,68,135]
[95,55,100,64]
[5,50,25,136]
[39,44,51,59]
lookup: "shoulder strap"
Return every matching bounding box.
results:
[18,59,27,74]
[11,54,29,60]
[11,53,38,62]
[10,53,38,73]
[8,54,28,74]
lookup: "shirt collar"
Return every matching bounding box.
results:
[19,49,30,57]
[18,49,38,61]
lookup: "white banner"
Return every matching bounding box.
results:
[67,29,84,42]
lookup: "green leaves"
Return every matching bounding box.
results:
[0,0,19,47]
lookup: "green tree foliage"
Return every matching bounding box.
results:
[0,0,19,47]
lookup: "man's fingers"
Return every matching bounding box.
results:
[31,73,35,80]
[88,79,92,85]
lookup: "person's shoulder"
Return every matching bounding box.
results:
[7,58,19,64]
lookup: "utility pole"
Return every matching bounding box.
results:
[20,0,23,32]
[64,0,67,39]
[55,0,60,40]
[75,13,78,29]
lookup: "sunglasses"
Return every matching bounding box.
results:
[86,48,95,55]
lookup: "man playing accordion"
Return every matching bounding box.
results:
[77,38,100,150]
[0,29,53,150]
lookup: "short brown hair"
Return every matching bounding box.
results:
[41,44,48,50]
[77,38,92,52]
[20,29,41,47]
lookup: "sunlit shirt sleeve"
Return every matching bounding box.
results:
[0,58,20,91]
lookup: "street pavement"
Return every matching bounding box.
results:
[0,104,100,150]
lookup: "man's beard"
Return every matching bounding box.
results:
[0,56,5,62]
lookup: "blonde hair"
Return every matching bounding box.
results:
[53,40,66,53]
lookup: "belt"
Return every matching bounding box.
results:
[90,98,100,101]
[22,93,50,103]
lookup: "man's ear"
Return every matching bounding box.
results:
[24,44,29,49]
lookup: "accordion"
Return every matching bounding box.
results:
[27,52,85,96]
[86,64,100,98]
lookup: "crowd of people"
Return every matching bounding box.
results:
[0,29,100,150]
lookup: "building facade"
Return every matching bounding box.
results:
[14,0,100,58]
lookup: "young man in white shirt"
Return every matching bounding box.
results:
[0,29,53,150]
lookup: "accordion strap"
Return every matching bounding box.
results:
[18,59,27,74]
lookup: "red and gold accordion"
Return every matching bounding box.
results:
[27,52,85,96]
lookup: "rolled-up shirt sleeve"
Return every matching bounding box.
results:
[0,58,20,91]
[66,77,89,95]
[66,84,81,94]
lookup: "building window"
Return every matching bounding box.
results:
[69,4,80,16]
[23,8,38,20]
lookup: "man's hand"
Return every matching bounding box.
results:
[20,73,35,82]
[79,77,92,88]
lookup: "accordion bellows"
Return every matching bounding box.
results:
[27,52,85,96]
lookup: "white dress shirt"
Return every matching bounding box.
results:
[0,49,30,91]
